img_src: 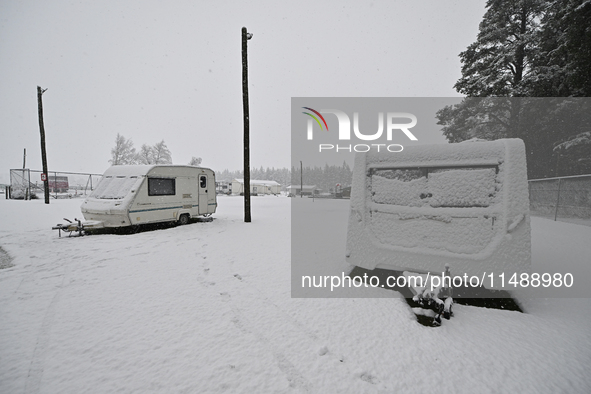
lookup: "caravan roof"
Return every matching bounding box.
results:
[102,165,213,177]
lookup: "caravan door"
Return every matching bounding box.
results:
[198,174,209,215]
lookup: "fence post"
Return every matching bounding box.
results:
[554,178,562,221]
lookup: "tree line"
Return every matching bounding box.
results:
[216,167,291,186]
[438,0,590,179]
[110,134,352,189]
[216,163,353,191]
[109,133,201,166]
[290,162,353,192]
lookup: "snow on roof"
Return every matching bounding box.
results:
[103,164,212,177]
[364,139,510,168]
[233,179,280,186]
[103,165,155,177]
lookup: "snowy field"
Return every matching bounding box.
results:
[1,196,590,393]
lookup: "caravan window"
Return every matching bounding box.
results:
[371,169,426,207]
[427,167,497,208]
[200,175,207,188]
[148,178,175,196]
[371,166,497,208]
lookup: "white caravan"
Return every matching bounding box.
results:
[346,139,531,288]
[81,165,217,228]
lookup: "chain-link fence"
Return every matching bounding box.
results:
[8,169,41,199]
[529,174,591,225]
[8,169,102,200]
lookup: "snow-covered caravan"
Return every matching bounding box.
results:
[81,165,217,228]
[346,139,530,287]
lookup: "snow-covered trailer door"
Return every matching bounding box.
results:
[346,139,531,288]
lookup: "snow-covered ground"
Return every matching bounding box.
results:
[1,196,590,393]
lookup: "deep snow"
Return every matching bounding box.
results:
[1,196,590,393]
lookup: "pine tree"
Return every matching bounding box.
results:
[438,0,591,178]
[553,131,591,176]
[529,0,591,97]
[454,0,545,97]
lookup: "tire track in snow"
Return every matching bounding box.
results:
[232,273,320,341]
[0,245,14,269]
[192,264,313,391]
[23,263,70,394]
[219,290,313,392]
[186,210,390,391]
[222,274,389,391]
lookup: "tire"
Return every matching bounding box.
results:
[178,214,190,225]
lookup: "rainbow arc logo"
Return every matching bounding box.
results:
[301,107,329,131]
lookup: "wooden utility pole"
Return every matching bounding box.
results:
[23,148,26,169]
[37,86,49,204]
[242,27,252,222]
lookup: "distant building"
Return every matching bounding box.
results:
[231,179,281,195]
[286,185,318,196]
[49,175,69,193]
[216,181,231,195]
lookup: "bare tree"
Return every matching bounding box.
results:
[152,140,172,164]
[137,144,155,164]
[110,134,137,165]
[188,156,202,166]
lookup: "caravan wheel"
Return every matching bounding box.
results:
[178,214,190,225]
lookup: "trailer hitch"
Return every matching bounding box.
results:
[405,264,454,326]
[52,218,84,237]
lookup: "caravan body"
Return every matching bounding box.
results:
[346,139,530,287]
[81,165,216,227]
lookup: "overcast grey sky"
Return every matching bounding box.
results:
[0,0,486,183]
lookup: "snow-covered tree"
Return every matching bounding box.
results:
[438,98,591,178]
[152,140,172,164]
[455,0,590,98]
[137,144,155,165]
[437,0,591,178]
[454,0,545,97]
[529,0,591,97]
[553,131,591,175]
[437,98,514,143]
[109,134,137,165]
[188,157,202,166]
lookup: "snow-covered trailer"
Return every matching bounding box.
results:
[346,139,530,288]
[81,165,217,228]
